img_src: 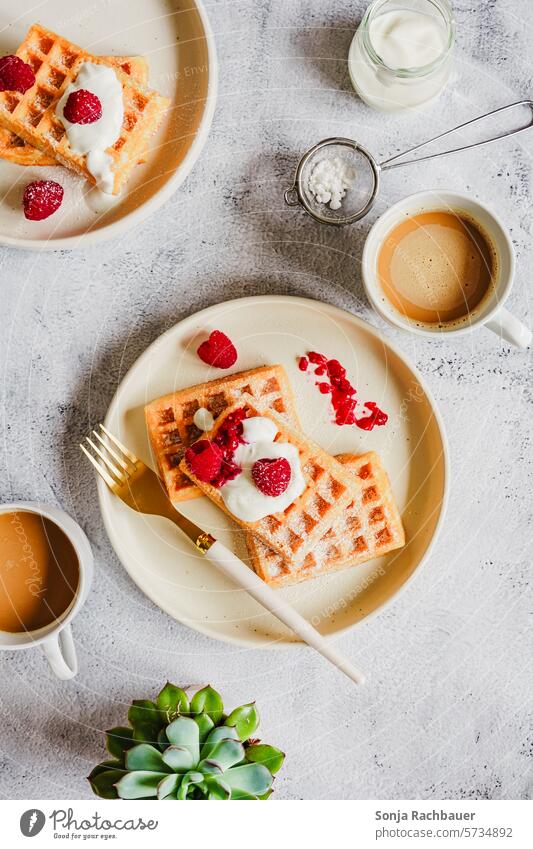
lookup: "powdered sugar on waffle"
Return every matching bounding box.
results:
[56,62,123,193]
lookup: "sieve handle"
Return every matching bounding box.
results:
[380,101,533,171]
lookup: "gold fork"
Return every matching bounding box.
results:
[81,424,365,686]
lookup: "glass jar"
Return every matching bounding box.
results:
[348,0,455,112]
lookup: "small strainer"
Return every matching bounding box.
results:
[284,100,533,226]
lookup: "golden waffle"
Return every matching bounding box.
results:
[146,366,300,504]
[0,25,170,194]
[0,55,149,168]
[180,398,365,565]
[246,452,405,586]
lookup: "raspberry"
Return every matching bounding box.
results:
[63,89,102,124]
[197,330,237,369]
[185,440,223,484]
[298,356,309,372]
[23,180,64,221]
[252,457,291,497]
[0,55,35,93]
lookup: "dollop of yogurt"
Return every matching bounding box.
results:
[56,62,124,194]
[220,416,305,522]
[193,407,215,432]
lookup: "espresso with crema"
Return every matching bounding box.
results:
[377,211,497,327]
[0,511,79,633]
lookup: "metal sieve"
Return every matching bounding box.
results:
[284,101,533,226]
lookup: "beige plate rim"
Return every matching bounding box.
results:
[0,0,218,252]
[98,295,450,649]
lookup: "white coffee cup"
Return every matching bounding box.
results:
[0,502,93,680]
[361,190,532,348]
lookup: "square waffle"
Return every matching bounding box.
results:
[145,365,300,504]
[0,55,149,167]
[246,452,405,586]
[0,25,170,193]
[180,398,365,565]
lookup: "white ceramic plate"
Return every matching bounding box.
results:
[0,0,216,249]
[100,296,448,647]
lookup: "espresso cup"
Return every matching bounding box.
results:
[0,502,93,680]
[362,190,532,348]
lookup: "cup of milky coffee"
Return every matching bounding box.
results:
[0,502,93,679]
[362,190,532,348]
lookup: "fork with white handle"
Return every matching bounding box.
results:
[81,424,365,686]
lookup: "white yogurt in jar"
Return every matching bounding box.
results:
[348,1,454,111]
[219,416,306,523]
[56,62,124,193]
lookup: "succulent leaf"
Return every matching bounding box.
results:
[206,777,232,800]
[165,716,200,764]
[128,701,163,744]
[198,760,223,776]
[194,713,215,743]
[161,745,195,772]
[115,769,170,800]
[125,743,171,773]
[105,727,135,763]
[157,727,169,750]
[199,739,245,771]
[201,724,241,760]
[156,683,190,719]
[190,685,224,724]
[157,772,181,800]
[245,743,285,774]
[87,761,125,799]
[224,703,259,741]
[224,763,273,796]
[230,788,259,800]
[176,770,204,800]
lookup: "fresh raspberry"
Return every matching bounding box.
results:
[252,457,291,497]
[185,440,223,484]
[23,180,64,221]
[197,330,237,369]
[298,356,308,372]
[0,55,35,93]
[63,89,102,124]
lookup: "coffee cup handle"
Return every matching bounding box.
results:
[485,306,532,349]
[41,625,78,680]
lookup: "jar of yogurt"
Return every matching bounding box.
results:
[348,0,455,112]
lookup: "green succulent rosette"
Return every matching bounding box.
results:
[88,684,284,800]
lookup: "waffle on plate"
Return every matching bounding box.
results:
[180,397,366,565]
[246,451,405,586]
[145,365,300,504]
[0,24,169,193]
[0,55,149,168]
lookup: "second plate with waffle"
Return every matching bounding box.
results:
[100,295,448,647]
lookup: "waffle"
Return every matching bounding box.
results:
[0,25,170,194]
[180,398,365,565]
[145,366,300,504]
[246,452,405,586]
[0,55,149,168]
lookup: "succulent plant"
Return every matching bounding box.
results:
[88,684,284,800]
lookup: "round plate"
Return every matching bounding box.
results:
[101,296,449,647]
[0,0,216,250]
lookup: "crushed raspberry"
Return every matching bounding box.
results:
[23,180,64,221]
[0,55,35,93]
[252,457,292,497]
[184,440,223,484]
[298,350,388,431]
[63,89,102,124]
[208,408,247,487]
[197,330,237,369]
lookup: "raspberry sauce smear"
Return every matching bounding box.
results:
[298,351,388,431]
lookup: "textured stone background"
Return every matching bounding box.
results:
[0,0,532,800]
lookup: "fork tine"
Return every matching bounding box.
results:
[86,437,124,481]
[80,443,117,489]
[99,424,138,464]
[92,429,129,471]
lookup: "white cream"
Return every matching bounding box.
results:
[56,62,124,194]
[194,407,215,432]
[369,10,447,69]
[220,416,305,523]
